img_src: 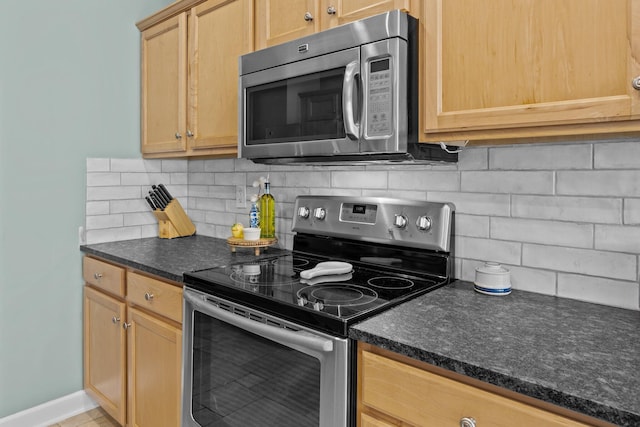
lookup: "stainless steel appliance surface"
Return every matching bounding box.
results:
[181,196,454,427]
[238,10,457,165]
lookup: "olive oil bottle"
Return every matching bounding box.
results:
[259,179,275,238]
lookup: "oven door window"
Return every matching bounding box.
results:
[191,311,320,426]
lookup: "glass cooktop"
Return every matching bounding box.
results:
[184,253,445,336]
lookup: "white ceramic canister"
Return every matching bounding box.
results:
[474,262,511,296]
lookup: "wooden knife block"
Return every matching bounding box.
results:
[152,199,196,239]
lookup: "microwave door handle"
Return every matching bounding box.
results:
[186,291,334,353]
[342,61,360,140]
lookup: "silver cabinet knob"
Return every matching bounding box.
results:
[632,76,640,90]
[460,417,476,427]
[123,322,132,330]
[298,206,310,218]
[112,316,120,324]
[144,292,154,301]
[186,130,194,137]
[327,5,336,14]
[416,216,432,231]
[93,273,103,280]
[393,214,408,229]
[175,132,182,139]
[304,12,313,21]
[313,207,326,220]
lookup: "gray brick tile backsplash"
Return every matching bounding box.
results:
[594,140,640,169]
[557,170,640,197]
[87,172,120,186]
[332,171,387,188]
[523,244,637,281]
[87,186,141,201]
[461,171,554,194]
[490,217,593,248]
[558,273,639,310]
[160,159,188,172]
[455,214,490,238]
[86,201,109,216]
[85,141,640,310]
[457,147,488,170]
[623,199,640,224]
[389,170,459,191]
[283,171,331,188]
[595,225,640,253]
[455,236,522,265]
[427,192,510,216]
[489,144,592,170]
[86,158,110,172]
[512,195,622,224]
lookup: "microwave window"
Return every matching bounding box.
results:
[246,68,347,145]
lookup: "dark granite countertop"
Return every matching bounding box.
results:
[80,235,288,283]
[350,281,640,426]
[80,238,639,425]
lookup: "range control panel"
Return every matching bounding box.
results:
[292,196,454,252]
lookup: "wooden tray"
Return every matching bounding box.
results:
[226,237,277,255]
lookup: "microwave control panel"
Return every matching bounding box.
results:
[366,58,392,137]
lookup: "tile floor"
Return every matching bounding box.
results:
[48,407,119,427]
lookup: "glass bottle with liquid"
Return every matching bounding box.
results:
[259,181,275,238]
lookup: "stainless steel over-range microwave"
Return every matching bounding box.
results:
[238,10,457,164]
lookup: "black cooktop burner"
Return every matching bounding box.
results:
[185,252,446,336]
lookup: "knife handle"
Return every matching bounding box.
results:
[145,196,156,211]
[158,184,173,201]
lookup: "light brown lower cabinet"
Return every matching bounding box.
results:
[83,256,182,427]
[358,343,610,427]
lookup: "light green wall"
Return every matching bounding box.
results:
[0,0,173,417]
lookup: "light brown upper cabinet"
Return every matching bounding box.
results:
[421,0,640,144]
[138,0,253,158]
[254,0,419,49]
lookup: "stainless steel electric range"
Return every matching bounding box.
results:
[181,196,454,427]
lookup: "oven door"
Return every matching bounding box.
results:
[239,47,361,160]
[182,288,350,427]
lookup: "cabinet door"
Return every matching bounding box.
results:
[255,0,320,49]
[127,307,182,427]
[84,287,126,426]
[188,0,253,154]
[422,0,640,140]
[321,0,414,29]
[141,13,187,154]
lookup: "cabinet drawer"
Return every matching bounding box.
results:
[83,256,125,297]
[361,350,590,427]
[127,272,182,324]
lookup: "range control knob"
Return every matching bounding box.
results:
[313,300,324,311]
[298,206,310,219]
[416,216,432,231]
[393,214,408,229]
[313,207,326,220]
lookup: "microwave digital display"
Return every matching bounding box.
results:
[370,59,389,73]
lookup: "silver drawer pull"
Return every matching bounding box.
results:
[460,417,476,427]
[123,322,132,330]
[144,292,154,301]
[93,273,103,280]
[112,316,120,324]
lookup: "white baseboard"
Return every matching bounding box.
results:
[0,391,98,427]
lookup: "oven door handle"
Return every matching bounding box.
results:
[186,292,334,353]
